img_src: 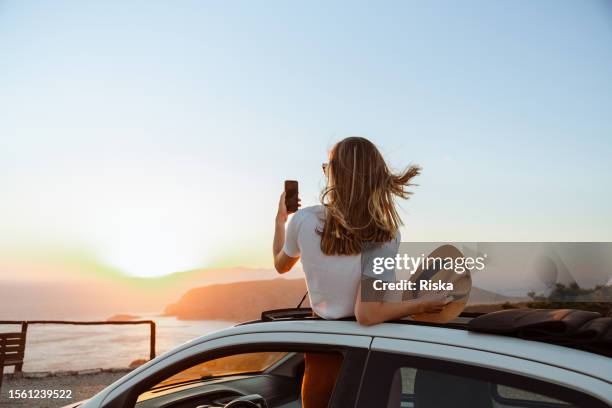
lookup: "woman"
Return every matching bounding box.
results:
[272,137,448,408]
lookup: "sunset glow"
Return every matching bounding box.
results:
[1,1,611,279]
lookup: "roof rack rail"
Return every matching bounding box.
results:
[260,307,485,324]
[261,308,318,321]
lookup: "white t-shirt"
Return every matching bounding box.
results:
[282,205,362,319]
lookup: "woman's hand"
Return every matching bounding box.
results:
[276,192,289,224]
[354,284,453,326]
[273,192,301,274]
[414,293,452,314]
[276,192,301,224]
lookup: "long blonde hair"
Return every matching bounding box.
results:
[319,137,420,255]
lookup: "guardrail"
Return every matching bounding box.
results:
[0,320,156,373]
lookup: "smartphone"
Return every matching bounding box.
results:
[284,180,299,213]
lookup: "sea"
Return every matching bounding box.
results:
[0,314,236,373]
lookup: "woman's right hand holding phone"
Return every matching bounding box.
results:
[276,191,301,225]
[276,192,289,224]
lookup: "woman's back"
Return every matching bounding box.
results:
[283,205,361,319]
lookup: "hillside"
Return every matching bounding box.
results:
[164,279,309,321]
[467,286,527,304]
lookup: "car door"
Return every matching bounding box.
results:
[356,337,610,408]
[87,331,371,408]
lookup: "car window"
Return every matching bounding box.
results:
[357,351,607,408]
[138,351,288,402]
[134,349,357,407]
[394,367,571,407]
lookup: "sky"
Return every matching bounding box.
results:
[1,1,611,279]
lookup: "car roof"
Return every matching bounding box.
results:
[184,319,611,384]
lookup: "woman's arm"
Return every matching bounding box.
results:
[273,192,300,273]
[354,283,449,326]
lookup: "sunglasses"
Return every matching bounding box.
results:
[322,162,328,174]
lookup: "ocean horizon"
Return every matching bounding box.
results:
[0,314,235,373]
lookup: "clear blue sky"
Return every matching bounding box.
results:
[1,1,611,278]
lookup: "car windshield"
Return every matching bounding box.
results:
[149,351,288,390]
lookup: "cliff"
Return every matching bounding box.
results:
[164,278,309,321]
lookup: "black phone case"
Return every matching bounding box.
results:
[285,181,298,212]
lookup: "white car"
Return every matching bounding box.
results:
[67,309,611,408]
